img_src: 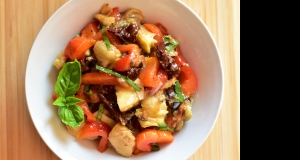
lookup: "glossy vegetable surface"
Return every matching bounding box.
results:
[136,129,174,152]
[77,121,111,152]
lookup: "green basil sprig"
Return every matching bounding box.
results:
[53,60,84,127]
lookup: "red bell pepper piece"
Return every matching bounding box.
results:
[174,46,198,95]
[75,96,96,123]
[81,72,130,88]
[77,121,111,153]
[136,129,174,152]
[139,57,161,87]
[64,37,94,60]
[114,44,140,72]
[155,23,168,35]
[105,28,122,46]
[143,23,163,43]
[108,7,121,21]
[81,21,103,42]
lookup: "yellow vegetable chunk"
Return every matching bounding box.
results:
[135,91,168,128]
[93,40,121,68]
[136,25,157,53]
[115,85,141,112]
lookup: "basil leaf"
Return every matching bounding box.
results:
[95,65,142,91]
[65,96,84,105]
[101,26,111,49]
[58,105,84,127]
[55,60,81,97]
[84,84,93,95]
[53,97,66,107]
[164,35,179,52]
[157,123,175,132]
[175,80,184,102]
[97,103,104,120]
[151,144,160,151]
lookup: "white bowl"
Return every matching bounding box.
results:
[25,0,224,159]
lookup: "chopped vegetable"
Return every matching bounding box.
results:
[135,91,168,128]
[143,23,163,43]
[139,57,160,87]
[151,144,160,151]
[81,72,130,88]
[77,121,111,153]
[175,80,184,102]
[81,21,103,42]
[93,40,121,68]
[136,25,157,53]
[135,129,174,152]
[52,50,67,69]
[101,26,111,49]
[76,97,96,123]
[64,37,94,60]
[96,65,142,91]
[115,85,140,112]
[108,123,136,157]
[97,104,104,120]
[93,110,117,129]
[174,46,198,95]
[95,14,115,26]
[157,123,175,132]
[164,35,179,52]
[105,28,122,46]
[113,44,140,72]
[83,84,93,95]
[88,85,100,103]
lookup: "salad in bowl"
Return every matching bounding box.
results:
[26,0,223,159]
[51,4,198,158]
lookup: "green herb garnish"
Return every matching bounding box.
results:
[164,35,179,52]
[97,103,104,120]
[175,80,184,102]
[151,144,160,151]
[95,65,142,91]
[101,26,111,49]
[158,123,175,132]
[84,84,93,95]
[53,60,84,127]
